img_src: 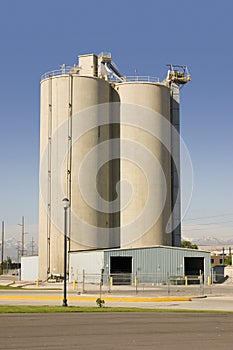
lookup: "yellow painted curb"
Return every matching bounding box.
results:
[0,295,191,302]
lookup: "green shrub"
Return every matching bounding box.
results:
[96,298,105,308]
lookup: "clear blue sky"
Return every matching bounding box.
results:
[0,0,232,241]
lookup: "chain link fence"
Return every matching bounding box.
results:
[68,272,233,297]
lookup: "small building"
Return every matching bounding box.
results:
[211,250,232,266]
[69,246,211,285]
[21,256,38,281]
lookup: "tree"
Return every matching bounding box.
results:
[2,257,12,270]
[224,256,232,266]
[181,240,198,250]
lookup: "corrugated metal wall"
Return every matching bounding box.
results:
[68,246,211,283]
[103,246,211,282]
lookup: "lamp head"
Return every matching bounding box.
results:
[62,198,70,209]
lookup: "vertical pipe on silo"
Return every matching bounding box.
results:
[170,83,181,247]
[47,77,52,275]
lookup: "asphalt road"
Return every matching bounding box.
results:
[0,312,233,350]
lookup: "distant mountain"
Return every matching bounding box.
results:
[191,236,233,246]
[181,236,233,253]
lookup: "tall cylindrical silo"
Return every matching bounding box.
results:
[113,81,172,248]
[39,72,119,280]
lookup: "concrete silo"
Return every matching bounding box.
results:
[115,82,172,247]
[39,54,120,280]
[38,52,190,280]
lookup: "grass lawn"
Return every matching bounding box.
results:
[0,285,23,290]
[0,305,232,313]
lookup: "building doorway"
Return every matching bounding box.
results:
[184,257,204,283]
[110,256,132,285]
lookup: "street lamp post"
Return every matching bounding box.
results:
[62,198,70,307]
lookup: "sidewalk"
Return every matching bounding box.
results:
[1,276,233,310]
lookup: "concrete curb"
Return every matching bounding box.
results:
[75,296,192,302]
[0,295,191,302]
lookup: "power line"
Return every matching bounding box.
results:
[183,213,233,221]
[183,220,233,227]
[183,225,233,231]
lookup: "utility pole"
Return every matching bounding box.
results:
[16,242,21,264]
[31,237,34,256]
[18,216,25,257]
[22,216,25,257]
[1,221,4,271]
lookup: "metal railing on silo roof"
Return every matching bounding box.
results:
[40,66,76,81]
[109,75,160,83]
[41,69,161,83]
[98,51,111,58]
